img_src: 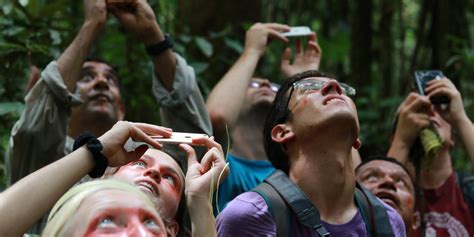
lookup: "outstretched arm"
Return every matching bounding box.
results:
[0,122,171,236]
[109,0,176,91]
[179,137,229,237]
[57,0,108,91]
[206,23,289,143]
[426,77,474,173]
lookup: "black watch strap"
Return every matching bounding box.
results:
[145,34,173,56]
[73,132,109,178]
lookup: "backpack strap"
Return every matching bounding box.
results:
[253,182,290,237]
[265,170,330,236]
[355,187,375,236]
[355,182,395,237]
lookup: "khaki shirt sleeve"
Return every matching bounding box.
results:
[152,53,212,135]
[5,61,81,185]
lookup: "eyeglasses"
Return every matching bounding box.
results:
[281,78,356,121]
[292,79,356,97]
[249,80,280,93]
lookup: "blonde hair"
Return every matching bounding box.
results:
[42,179,156,236]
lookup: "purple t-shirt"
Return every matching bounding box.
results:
[217,191,406,236]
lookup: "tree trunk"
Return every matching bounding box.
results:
[350,0,373,87]
[409,0,431,74]
[379,0,395,95]
[430,0,469,86]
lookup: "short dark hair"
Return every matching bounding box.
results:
[262,70,335,174]
[355,155,415,186]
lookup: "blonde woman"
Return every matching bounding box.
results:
[43,179,167,236]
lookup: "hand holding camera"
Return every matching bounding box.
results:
[414,70,449,104]
[414,70,467,127]
[425,76,467,126]
[108,0,161,44]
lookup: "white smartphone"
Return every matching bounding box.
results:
[151,132,210,145]
[123,132,209,151]
[282,26,312,37]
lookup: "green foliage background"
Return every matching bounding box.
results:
[1,0,473,189]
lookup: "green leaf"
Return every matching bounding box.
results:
[178,35,192,44]
[0,102,24,116]
[19,0,29,7]
[48,29,62,45]
[224,38,243,54]
[189,62,209,75]
[195,37,213,57]
[0,42,26,56]
[2,26,24,36]
[28,43,49,55]
[1,2,13,15]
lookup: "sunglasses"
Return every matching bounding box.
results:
[249,80,280,93]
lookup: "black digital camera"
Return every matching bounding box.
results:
[414,70,449,104]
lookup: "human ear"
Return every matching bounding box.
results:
[166,221,179,237]
[271,124,295,144]
[352,138,362,149]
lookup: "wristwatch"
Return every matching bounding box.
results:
[145,34,174,56]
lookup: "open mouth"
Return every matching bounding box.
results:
[136,180,158,196]
[323,96,345,105]
[376,191,399,210]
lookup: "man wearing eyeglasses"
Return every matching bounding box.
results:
[206,22,321,213]
[217,71,405,236]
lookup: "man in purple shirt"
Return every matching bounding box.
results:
[217,70,406,236]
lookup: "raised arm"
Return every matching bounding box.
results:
[110,0,211,135]
[109,0,176,91]
[0,122,171,236]
[388,93,432,165]
[206,23,289,141]
[57,0,108,91]
[426,77,474,173]
[6,0,108,185]
[179,137,229,237]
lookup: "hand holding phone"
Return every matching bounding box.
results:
[414,70,449,104]
[281,26,312,37]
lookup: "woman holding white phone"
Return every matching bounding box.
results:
[0,121,227,237]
